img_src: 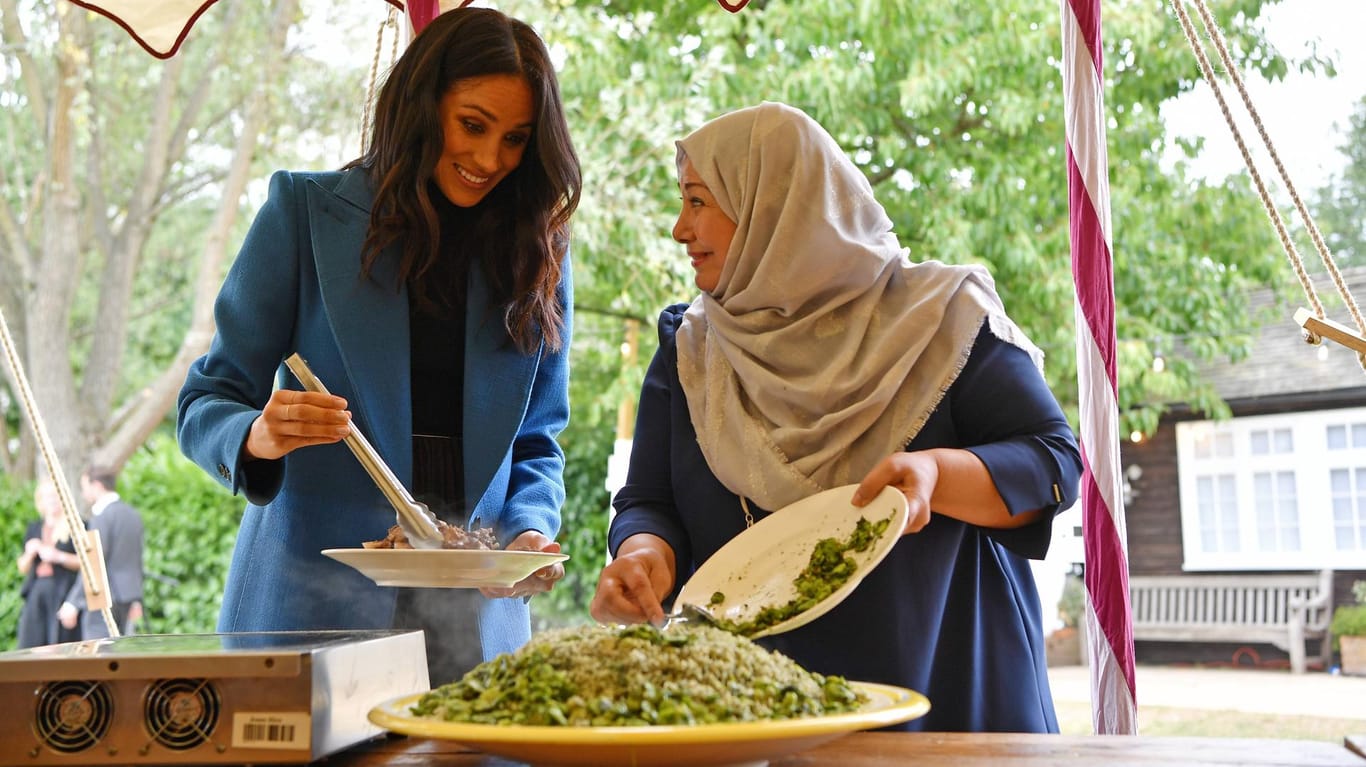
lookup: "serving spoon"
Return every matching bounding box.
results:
[661,601,722,630]
[284,353,445,549]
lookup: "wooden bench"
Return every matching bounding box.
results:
[1128,570,1334,674]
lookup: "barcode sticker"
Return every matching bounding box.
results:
[232,712,311,750]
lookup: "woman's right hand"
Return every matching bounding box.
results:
[244,389,351,461]
[589,534,676,627]
[18,538,40,573]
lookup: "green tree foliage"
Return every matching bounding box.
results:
[518,0,1319,621]
[117,434,243,635]
[1,0,1339,633]
[624,1,1306,424]
[0,0,361,477]
[1312,93,1366,267]
[0,475,35,649]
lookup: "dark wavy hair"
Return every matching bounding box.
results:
[346,7,581,353]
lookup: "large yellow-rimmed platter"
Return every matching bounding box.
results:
[368,681,928,767]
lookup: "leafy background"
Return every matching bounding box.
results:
[2,0,1364,647]
[0,435,243,649]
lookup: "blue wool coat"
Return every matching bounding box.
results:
[177,168,569,659]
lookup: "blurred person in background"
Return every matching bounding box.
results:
[59,466,144,639]
[17,479,82,647]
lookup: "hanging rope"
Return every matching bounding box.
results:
[0,308,119,638]
[360,5,400,157]
[1170,0,1366,367]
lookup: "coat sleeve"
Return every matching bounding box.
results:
[492,254,573,543]
[176,171,303,505]
[952,326,1082,559]
[607,306,693,568]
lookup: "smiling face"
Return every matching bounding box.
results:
[672,157,738,294]
[433,74,535,207]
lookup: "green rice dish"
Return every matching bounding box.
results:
[714,513,894,637]
[410,623,866,726]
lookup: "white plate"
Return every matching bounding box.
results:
[368,681,929,767]
[321,548,569,589]
[676,484,908,638]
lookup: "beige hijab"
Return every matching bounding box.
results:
[675,102,1043,511]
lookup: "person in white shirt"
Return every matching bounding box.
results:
[58,466,144,638]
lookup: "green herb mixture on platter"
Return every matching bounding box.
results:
[411,623,865,727]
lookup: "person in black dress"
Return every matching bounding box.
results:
[17,480,82,647]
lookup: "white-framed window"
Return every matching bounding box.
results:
[1175,406,1366,570]
[1330,467,1366,550]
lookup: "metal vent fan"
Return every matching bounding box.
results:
[34,680,114,753]
[143,678,220,750]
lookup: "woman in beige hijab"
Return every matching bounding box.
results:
[590,102,1082,732]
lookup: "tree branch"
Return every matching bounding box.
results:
[153,169,229,216]
[0,0,49,130]
[28,5,89,480]
[165,3,248,166]
[102,0,302,468]
[84,84,113,252]
[572,304,652,324]
[0,166,31,286]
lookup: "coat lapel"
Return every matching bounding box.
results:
[304,171,413,483]
[463,261,539,517]
[300,168,540,510]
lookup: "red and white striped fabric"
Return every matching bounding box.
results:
[1059,0,1139,735]
[401,0,445,38]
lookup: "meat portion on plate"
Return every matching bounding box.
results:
[363,520,498,550]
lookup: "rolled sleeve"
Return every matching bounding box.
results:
[953,327,1082,558]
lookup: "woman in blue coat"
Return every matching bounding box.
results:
[589,102,1081,731]
[177,7,580,685]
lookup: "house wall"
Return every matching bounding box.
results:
[1120,422,1181,575]
[1118,391,1366,669]
[1124,390,1366,583]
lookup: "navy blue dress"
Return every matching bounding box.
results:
[609,305,1082,732]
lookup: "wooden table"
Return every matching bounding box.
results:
[328,731,1366,766]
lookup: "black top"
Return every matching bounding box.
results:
[18,520,81,648]
[396,190,482,686]
[408,189,469,522]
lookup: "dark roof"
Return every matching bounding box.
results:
[1197,265,1366,401]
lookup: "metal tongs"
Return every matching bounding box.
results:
[284,353,445,549]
